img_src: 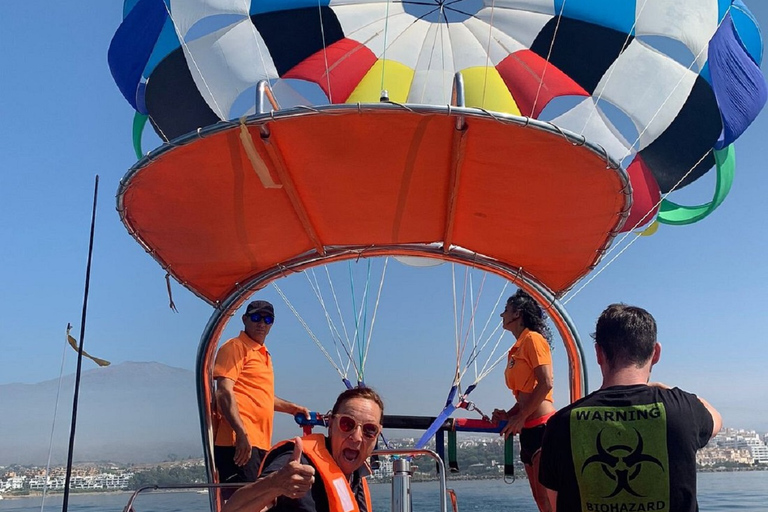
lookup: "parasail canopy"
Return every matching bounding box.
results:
[118,106,628,304]
[110,0,766,303]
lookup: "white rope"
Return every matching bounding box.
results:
[323,265,356,375]
[460,282,510,381]
[470,272,479,380]
[559,8,734,304]
[380,0,392,93]
[455,265,472,368]
[563,148,712,304]
[40,332,70,512]
[239,0,274,111]
[458,269,487,380]
[418,9,444,104]
[348,262,374,381]
[304,269,356,374]
[272,282,348,379]
[577,0,649,137]
[473,328,508,382]
[475,345,511,383]
[361,257,389,372]
[317,0,334,102]
[620,4,733,162]
[480,0,498,109]
[450,264,461,382]
[161,2,226,120]
[531,0,569,116]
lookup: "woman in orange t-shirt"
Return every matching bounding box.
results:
[492,289,555,512]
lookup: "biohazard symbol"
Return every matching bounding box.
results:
[581,428,664,498]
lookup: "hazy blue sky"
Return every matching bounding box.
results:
[1,1,767,445]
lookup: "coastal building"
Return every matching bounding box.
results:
[372,458,394,479]
[748,443,768,464]
[0,476,25,490]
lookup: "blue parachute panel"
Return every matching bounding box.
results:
[555,0,637,36]
[250,0,330,16]
[731,0,764,65]
[710,13,768,149]
[144,18,180,82]
[109,0,168,111]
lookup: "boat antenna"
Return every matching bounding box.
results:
[61,175,99,512]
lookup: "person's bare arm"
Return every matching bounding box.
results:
[274,396,310,419]
[697,395,722,438]
[216,377,251,466]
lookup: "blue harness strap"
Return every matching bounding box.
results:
[414,385,459,449]
[414,383,480,449]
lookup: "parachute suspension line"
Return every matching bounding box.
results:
[357,260,373,380]
[470,279,509,356]
[563,148,714,304]
[450,264,462,383]
[380,0,392,93]
[272,282,351,380]
[480,0,498,109]
[622,6,733,162]
[531,0,569,116]
[40,330,70,512]
[473,330,508,384]
[459,281,510,383]
[316,0,333,102]
[469,272,479,380]
[456,268,487,382]
[361,257,389,372]
[577,0,649,137]
[455,265,477,375]
[321,265,358,377]
[160,3,226,121]
[304,269,356,375]
[417,269,506,451]
[474,346,511,384]
[418,11,444,104]
[347,260,372,382]
[239,0,274,104]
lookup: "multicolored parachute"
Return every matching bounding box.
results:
[110,0,766,231]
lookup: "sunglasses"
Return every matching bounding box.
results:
[249,312,274,325]
[334,414,381,440]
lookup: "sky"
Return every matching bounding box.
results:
[1,1,767,448]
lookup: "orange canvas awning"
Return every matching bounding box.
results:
[119,106,629,304]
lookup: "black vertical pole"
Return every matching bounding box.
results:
[62,175,99,512]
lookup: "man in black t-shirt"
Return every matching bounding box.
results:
[539,304,721,512]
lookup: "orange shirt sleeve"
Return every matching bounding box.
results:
[213,339,245,381]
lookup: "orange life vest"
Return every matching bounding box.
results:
[262,433,372,512]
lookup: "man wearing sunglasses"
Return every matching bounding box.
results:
[213,300,310,493]
[222,387,384,512]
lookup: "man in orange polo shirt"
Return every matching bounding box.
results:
[213,300,310,488]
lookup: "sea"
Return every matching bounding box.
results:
[1,472,766,512]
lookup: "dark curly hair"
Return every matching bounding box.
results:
[507,289,553,345]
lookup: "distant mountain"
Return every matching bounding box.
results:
[0,362,201,465]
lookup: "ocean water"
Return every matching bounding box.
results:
[1,471,766,512]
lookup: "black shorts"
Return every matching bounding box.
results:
[214,445,267,498]
[519,424,546,466]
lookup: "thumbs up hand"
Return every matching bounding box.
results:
[277,437,316,499]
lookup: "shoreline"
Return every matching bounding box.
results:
[3,468,765,498]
